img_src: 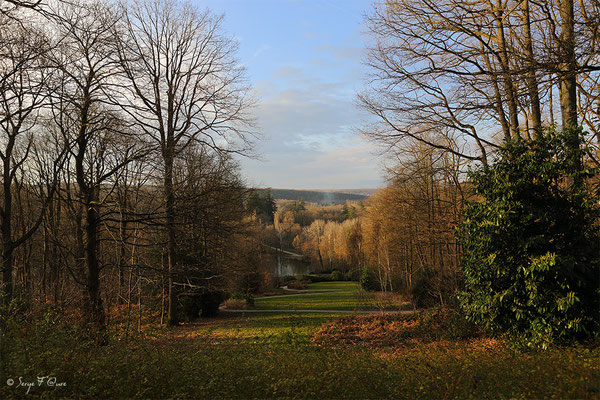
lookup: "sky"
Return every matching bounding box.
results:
[194,0,384,190]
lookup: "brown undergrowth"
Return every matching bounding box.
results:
[312,308,491,348]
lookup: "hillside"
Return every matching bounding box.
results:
[257,188,372,204]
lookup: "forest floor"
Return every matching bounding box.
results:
[1,283,599,399]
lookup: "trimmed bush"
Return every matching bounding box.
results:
[359,265,379,291]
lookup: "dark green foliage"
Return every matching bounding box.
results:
[342,203,357,220]
[359,265,380,291]
[200,292,224,318]
[458,128,600,347]
[247,189,277,223]
[289,199,306,215]
[230,291,255,307]
[330,270,343,281]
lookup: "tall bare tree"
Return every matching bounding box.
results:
[0,17,60,302]
[48,0,147,338]
[116,0,254,325]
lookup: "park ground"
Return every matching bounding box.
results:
[1,281,598,398]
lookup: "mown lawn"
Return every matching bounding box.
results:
[1,311,598,399]
[303,281,360,291]
[254,281,409,311]
[254,291,370,310]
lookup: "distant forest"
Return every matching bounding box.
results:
[256,189,371,204]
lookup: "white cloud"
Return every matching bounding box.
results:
[238,64,382,189]
[252,43,271,58]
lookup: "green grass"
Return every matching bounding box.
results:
[1,310,598,399]
[255,281,408,311]
[255,291,373,310]
[304,281,360,291]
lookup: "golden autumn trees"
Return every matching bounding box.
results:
[360,142,463,306]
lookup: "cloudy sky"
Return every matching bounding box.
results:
[195,0,385,190]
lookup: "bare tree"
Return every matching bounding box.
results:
[0,17,60,302]
[47,0,148,338]
[116,0,254,325]
[361,0,599,165]
[0,0,42,19]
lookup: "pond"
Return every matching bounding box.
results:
[262,251,312,278]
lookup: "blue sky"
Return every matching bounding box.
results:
[194,0,384,190]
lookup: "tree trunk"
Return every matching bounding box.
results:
[1,137,15,303]
[558,0,578,129]
[164,150,178,326]
[83,188,106,343]
[521,0,542,134]
[558,0,581,185]
[495,0,520,139]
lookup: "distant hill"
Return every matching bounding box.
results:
[256,188,373,204]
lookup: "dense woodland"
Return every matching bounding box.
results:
[0,0,599,360]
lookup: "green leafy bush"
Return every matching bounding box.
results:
[359,265,380,291]
[330,270,343,281]
[458,128,600,347]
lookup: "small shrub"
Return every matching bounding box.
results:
[287,280,309,290]
[359,265,379,291]
[200,292,224,318]
[330,270,343,281]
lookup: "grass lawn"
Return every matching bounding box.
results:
[1,310,598,399]
[254,291,371,310]
[254,281,410,311]
[303,281,360,291]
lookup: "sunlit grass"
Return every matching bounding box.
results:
[255,281,408,310]
[171,312,345,342]
[2,310,597,399]
[305,281,360,291]
[254,291,373,310]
